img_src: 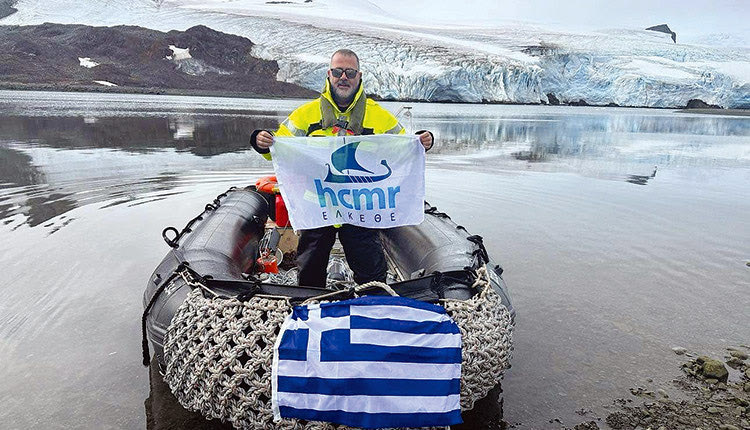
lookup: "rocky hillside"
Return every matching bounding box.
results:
[0,23,317,97]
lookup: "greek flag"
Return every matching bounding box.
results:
[271,296,463,429]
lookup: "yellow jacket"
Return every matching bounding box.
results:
[252,79,406,160]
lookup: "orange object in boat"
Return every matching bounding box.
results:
[256,252,279,274]
[275,194,290,227]
[256,175,279,193]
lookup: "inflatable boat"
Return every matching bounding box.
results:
[142,183,514,429]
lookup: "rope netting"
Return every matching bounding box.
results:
[162,266,513,429]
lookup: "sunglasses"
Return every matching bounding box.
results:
[330,68,359,79]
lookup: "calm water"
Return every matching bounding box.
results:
[0,90,748,429]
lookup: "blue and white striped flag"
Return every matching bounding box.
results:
[271,295,463,429]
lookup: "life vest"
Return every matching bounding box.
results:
[257,80,405,161]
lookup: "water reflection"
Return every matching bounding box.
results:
[0,147,45,186]
[626,166,658,186]
[0,115,278,156]
[145,360,230,430]
[1,94,749,430]
[0,105,747,234]
[143,359,503,430]
[424,112,749,169]
[0,113,281,230]
[170,118,195,140]
[23,192,77,228]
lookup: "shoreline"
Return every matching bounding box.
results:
[0,82,301,101]
[1,83,748,115]
[677,108,750,116]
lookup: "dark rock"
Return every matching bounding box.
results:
[452,384,505,430]
[573,421,600,430]
[0,0,17,20]
[522,43,558,56]
[685,98,722,109]
[511,150,546,162]
[699,357,729,382]
[569,99,589,106]
[646,24,677,43]
[605,411,633,429]
[546,93,560,105]
[728,349,749,360]
[727,357,745,369]
[0,23,316,98]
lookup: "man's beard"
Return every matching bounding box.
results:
[330,79,358,109]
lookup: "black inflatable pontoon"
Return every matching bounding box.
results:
[142,186,514,368]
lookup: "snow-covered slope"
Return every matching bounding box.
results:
[2,0,748,107]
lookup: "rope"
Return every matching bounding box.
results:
[301,280,399,305]
[466,235,490,266]
[424,205,451,219]
[160,264,513,428]
[439,265,513,410]
[356,280,399,297]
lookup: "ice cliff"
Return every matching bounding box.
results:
[2,0,748,108]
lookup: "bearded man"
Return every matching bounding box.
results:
[251,48,434,287]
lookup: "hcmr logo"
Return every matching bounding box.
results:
[313,140,401,223]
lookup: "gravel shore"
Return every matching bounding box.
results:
[555,345,750,430]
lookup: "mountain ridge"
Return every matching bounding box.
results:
[0,23,316,98]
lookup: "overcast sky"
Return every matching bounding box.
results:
[372,0,748,43]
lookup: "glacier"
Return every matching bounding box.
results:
[1,0,748,108]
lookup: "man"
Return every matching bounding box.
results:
[250,48,434,287]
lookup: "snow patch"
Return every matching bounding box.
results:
[93,80,117,87]
[166,45,192,61]
[78,57,99,68]
[693,61,750,85]
[624,58,695,82]
[164,44,230,76]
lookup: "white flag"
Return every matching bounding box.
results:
[270,135,425,230]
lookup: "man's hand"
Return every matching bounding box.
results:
[418,131,433,150]
[256,131,274,149]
